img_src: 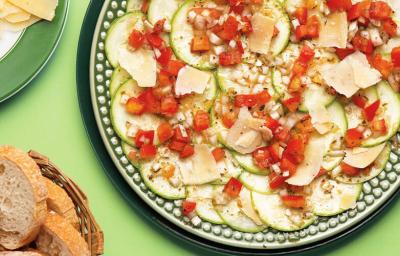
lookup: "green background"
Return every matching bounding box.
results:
[0,1,400,255]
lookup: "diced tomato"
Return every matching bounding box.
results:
[234,91,271,107]
[165,60,186,76]
[295,7,308,25]
[223,178,243,198]
[146,32,164,48]
[305,15,320,38]
[128,30,145,49]
[352,94,367,108]
[383,19,398,38]
[273,26,280,37]
[266,116,280,133]
[141,0,149,13]
[347,0,371,21]
[160,96,179,116]
[281,195,306,209]
[282,95,301,112]
[391,47,400,67]
[153,19,166,33]
[168,140,186,152]
[275,127,290,142]
[285,138,305,165]
[192,8,222,19]
[295,25,309,41]
[345,128,364,148]
[139,144,157,160]
[138,89,160,114]
[157,122,174,144]
[364,99,380,121]
[341,163,362,176]
[180,144,195,159]
[158,70,172,86]
[174,126,191,143]
[316,168,328,178]
[222,112,237,128]
[191,34,211,52]
[371,54,393,79]
[236,40,245,54]
[161,164,175,179]
[135,130,155,148]
[127,150,139,163]
[193,110,210,132]
[335,47,356,60]
[212,147,226,162]
[280,157,297,176]
[295,116,314,134]
[218,16,239,41]
[288,76,304,93]
[125,97,145,115]
[219,50,242,66]
[300,44,315,62]
[352,34,374,55]
[269,172,287,190]
[230,3,245,14]
[268,143,281,163]
[156,47,173,66]
[241,16,253,34]
[369,1,393,20]
[292,61,308,76]
[182,200,196,216]
[371,119,387,134]
[252,147,272,169]
[326,0,352,12]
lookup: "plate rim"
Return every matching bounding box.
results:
[0,0,70,103]
[78,0,400,253]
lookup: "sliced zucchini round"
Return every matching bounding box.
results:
[212,150,242,185]
[110,80,163,147]
[179,72,218,112]
[265,0,291,56]
[362,82,400,147]
[110,66,131,97]
[215,187,266,232]
[170,0,216,70]
[148,0,182,26]
[121,142,141,168]
[239,172,271,194]
[345,87,379,130]
[105,12,145,68]
[232,152,269,175]
[186,185,224,224]
[310,176,362,216]
[377,38,400,60]
[126,0,144,12]
[210,106,230,146]
[139,149,186,199]
[252,192,316,232]
[332,142,391,184]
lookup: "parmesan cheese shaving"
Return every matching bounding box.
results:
[343,143,386,168]
[346,51,382,89]
[7,0,58,21]
[320,61,358,98]
[318,12,348,49]
[175,66,211,96]
[248,13,275,54]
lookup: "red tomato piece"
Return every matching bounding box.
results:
[218,16,239,41]
[153,19,166,33]
[182,200,196,216]
[268,143,281,163]
[269,172,287,190]
[341,163,362,176]
[191,34,211,52]
[223,178,243,198]
[146,32,164,48]
[128,30,145,49]
[266,116,281,133]
[369,1,393,20]
[371,119,387,134]
[383,18,398,38]
[125,97,145,115]
[295,25,309,41]
[157,47,173,66]
[292,61,308,76]
[352,94,367,108]
[160,96,179,116]
[299,44,315,63]
[371,54,393,79]
[135,130,155,148]
[180,144,195,159]
[391,47,400,67]
[295,7,308,25]
[193,110,210,132]
[157,122,174,144]
[280,157,297,176]
[138,89,160,114]
[364,99,380,121]
[352,34,374,54]
[240,16,253,34]
[140,144,157,160]
[282,95,302,112]
[222,112,237,129]
[141,0,149,13]
[174,126,191,143]
[212,147,226,162]
[219,50,242,66]
[158,70,172,86]
[288,76,303,94]
[285,138,305,164]
[252,147,272,169]
[335,47,356,60]
[168,140,186,152]
[234,91,271,107]
[345,128,364,148]
[281,195,306,209]
[165,60,186,76]
[326,0,352,12]
[347,0,371,21]
[275,127,290,142]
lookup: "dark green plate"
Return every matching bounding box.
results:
[0,0,69,102]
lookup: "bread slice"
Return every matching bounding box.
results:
[0,146,48,250]
[36,212,89,256]
[43,178,79,230]
[0,251,45,256]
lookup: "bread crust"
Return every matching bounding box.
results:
[0,146,48,250]
[36,213,89,256]
[43,178,80,229]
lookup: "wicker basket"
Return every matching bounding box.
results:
[29,151,104,256]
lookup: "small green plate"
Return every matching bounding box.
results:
[0,0,69,102]
[88,0,400,251]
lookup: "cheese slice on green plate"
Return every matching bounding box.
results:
[8,0,58,21]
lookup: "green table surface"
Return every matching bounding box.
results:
[1,1,400,255]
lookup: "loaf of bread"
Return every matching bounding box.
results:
[36,212,89,256]
[0,146,47,250]
[43,178,80,229]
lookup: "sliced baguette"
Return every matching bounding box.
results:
[36,212,89,256]
[0,146,47,250]
[0,251,46,256]
[43,178,79,230]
